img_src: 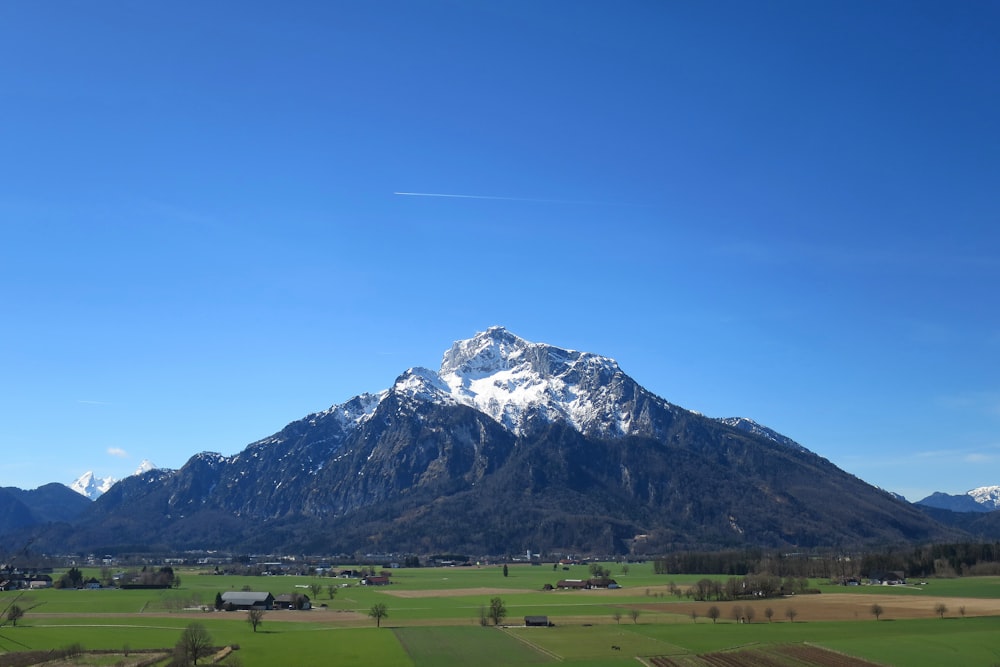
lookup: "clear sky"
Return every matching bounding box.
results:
[1,1,997,502]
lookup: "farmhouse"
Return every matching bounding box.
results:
[361,575,390,586]
[275,593,311,610]
[524,615,551,627]
[869,571,907,586]
[220,591,274,610]
[556,579,587,589]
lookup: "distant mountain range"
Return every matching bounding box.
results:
[2,327,990,555]
[32,328,971,554]
[916,486,1000,513]
[69,460,158,500]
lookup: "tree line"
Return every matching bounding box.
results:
[651,574,812,602]
[652,542,1000,579]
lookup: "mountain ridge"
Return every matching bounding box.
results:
[918,486,1000,513]
[17,327,964,554]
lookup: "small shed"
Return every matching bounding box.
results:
[524,615,550,627]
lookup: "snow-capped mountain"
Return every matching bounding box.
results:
[398,326,669,438]
[919,486,1000,513]
[69,471,116,500]
[968,486,1000,510]
[68,460,158,500]
[46,327,958,554]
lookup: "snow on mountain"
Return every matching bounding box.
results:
[69,471,116,500]
[716,417,809,452]
[69,460,158,500]
[134,459,157,476]
[433,326,660,437]
[968,485,1000,510]
[304,327,803,454]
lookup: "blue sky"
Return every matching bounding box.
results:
[1,1,997,502]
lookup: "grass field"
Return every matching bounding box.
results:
[2,564,1000,666]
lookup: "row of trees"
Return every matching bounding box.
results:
[697,604,796,624]
[653,574,811,602]
[652,542,1000,580]
[860,543,1000,578]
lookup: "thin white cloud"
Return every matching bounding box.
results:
[393,191,629,206]
[915,442,1000,460]
[937,392,1000,418]
[107,447,129,458]
[78,399,112,406]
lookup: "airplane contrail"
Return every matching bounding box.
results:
[394,191,555,202]
[393,191,627,205]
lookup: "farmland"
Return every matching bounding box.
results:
[2,563,1000,666]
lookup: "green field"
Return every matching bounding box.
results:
[2,564,1000,666]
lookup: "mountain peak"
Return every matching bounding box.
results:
[433,327,651,437]
[439,326,529,377]
[69,471,116,500]
[68,460,159,500]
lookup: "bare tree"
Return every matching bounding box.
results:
[731,605,743,623]
[309,582,322,599]
[5,605,24,628]
[744,606,755,624]
[247,608,265,632]
[0,593,41,642]
[707,606,720,624]
[613,611,622,624]
[368,603,389,628]
[934,603,947,619]
[870,603,883,621]
[764,607,774,623]
[785,608,798,623]
[175,622,213,666]
[629,608,640,624]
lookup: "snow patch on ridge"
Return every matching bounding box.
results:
[319,326,674,440]
[968,485,1000,509]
